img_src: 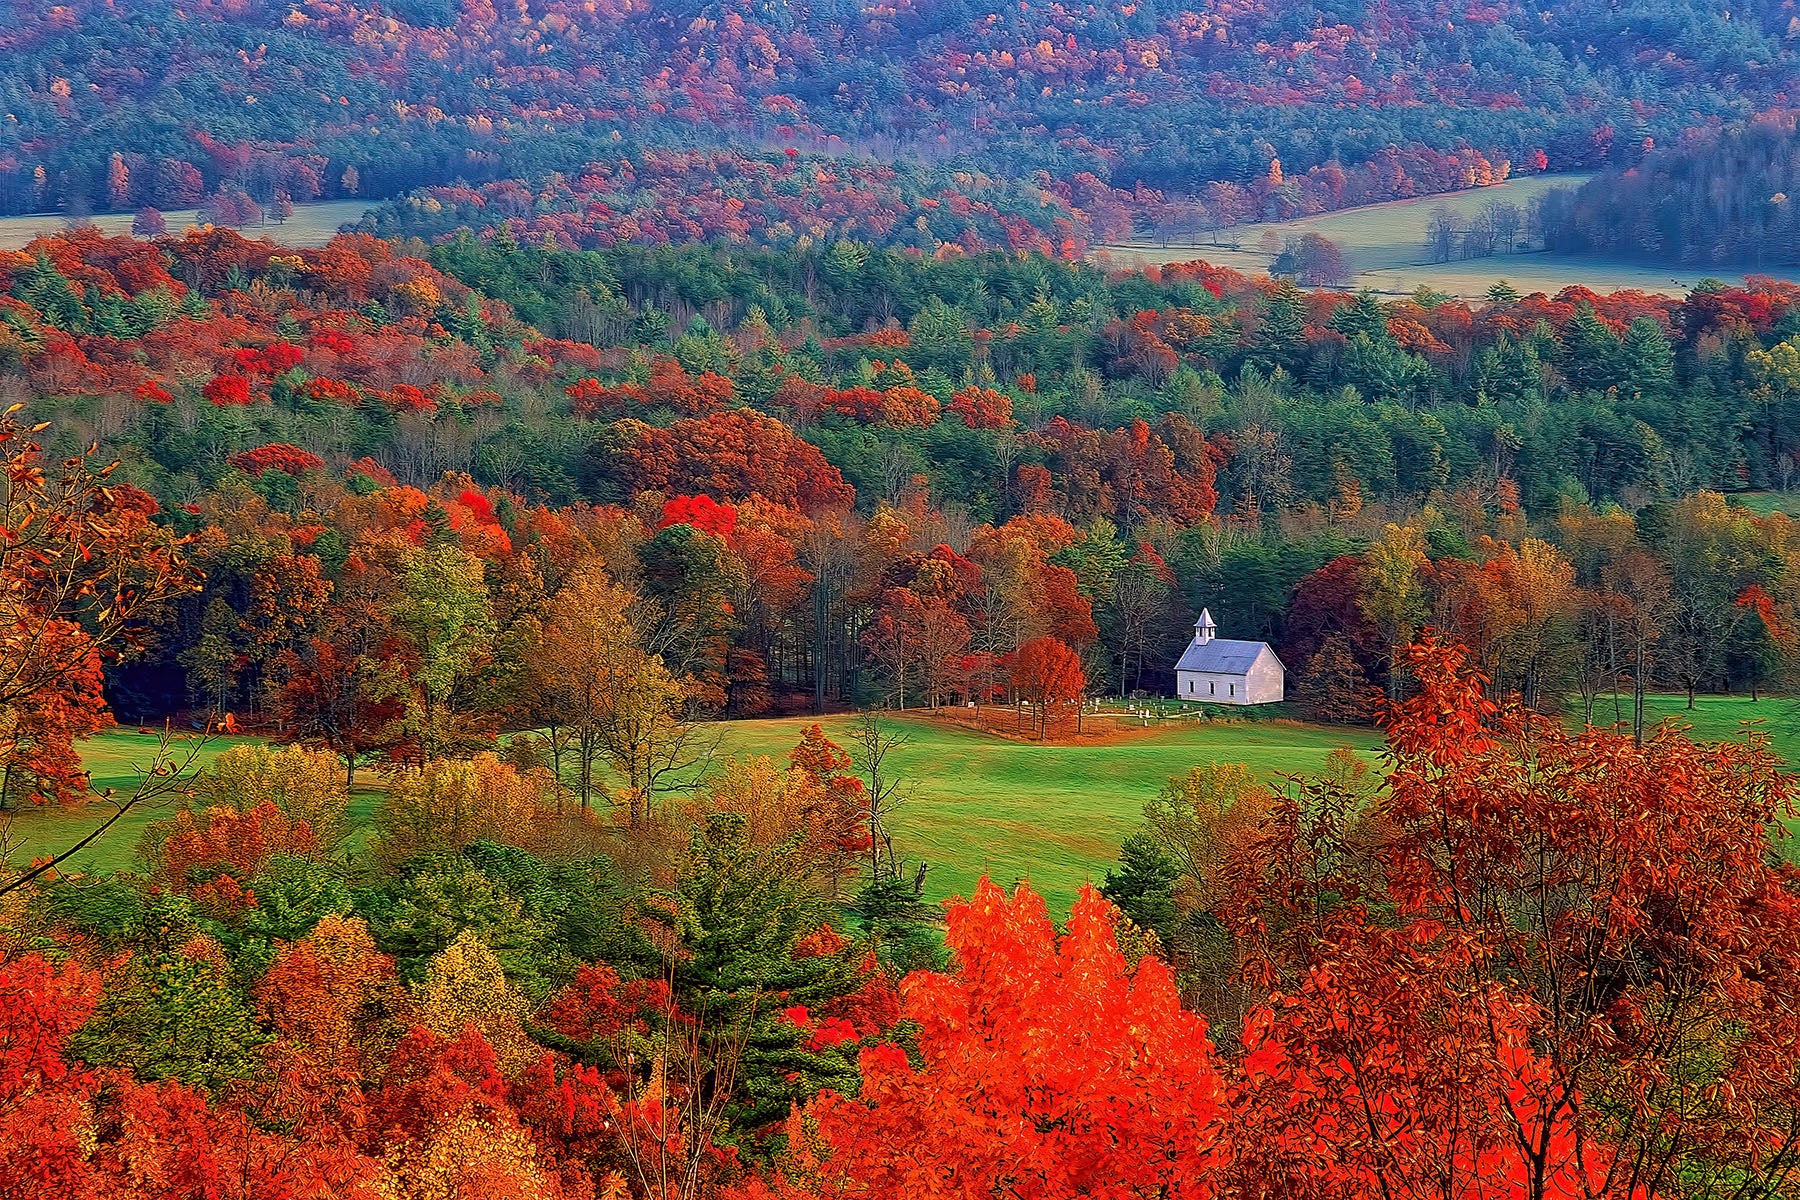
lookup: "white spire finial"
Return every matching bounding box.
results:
[1194,608,1216,644]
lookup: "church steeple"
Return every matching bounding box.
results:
[1193,608,1217,645]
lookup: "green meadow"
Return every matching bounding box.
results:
[8,696,1798,915]
[710,714,1381,911]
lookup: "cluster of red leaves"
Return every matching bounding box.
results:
[539,964,671,1047]
[232,342,305,376]
[743,880,1230,1199]
[160,801,318,914]
[610,410,855,514]
[228,443,326,477]
[203,374,254,407]
[660,494,739,536]
[946,386,1014,430]
[568,360,735,419]
[820,385,941,428]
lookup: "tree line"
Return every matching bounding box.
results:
[1535,111,1800,268]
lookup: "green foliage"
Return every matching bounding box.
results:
[672,814,866,1131]
[70,897,268,1097]
[1099,831,1181,946]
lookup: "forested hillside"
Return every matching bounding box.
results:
[1537,111,1800,267]
[16,4,1800,1197]
[0,222,1793,739]
[4,101,1800,1200]
[2,0,1792,238]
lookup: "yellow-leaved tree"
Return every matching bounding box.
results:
[412,929,533,1073]
[197,742,351,850]
[535,563,707,823]
[372,753,542,868]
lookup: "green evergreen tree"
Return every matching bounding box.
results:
[1616,316,1676,401]
[1561,303,1621,392]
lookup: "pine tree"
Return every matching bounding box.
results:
[1252,281,1307,371]
[1561,303,1620,392]
[675,814,868,1131]
[1100,831,1181,946]
[1616,316,1675,401]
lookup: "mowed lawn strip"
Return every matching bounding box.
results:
[10,697,1797,915]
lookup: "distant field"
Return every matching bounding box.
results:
[1733,491,1800,518]
[0,728,381,880]
[0,200,375,251]
[4,715,1376,912]
[10,697,1799,913]
[1096,173,1787,299]
[1632,693,1800,761]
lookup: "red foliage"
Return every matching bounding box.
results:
[160,801,319,912]
[766,881,1229,1198]
[303,377,363,404]
[947,386,1014,429]
[378,383,436,413]
[235,342,305,376]
[538,964,670,1046]
[661,493,739,536]
[610,409,855,513]
[228,443,326,477]
[371,1026,510,1143]
[1223,635,1800,1197]
[1010,636,1086,739]
[203,374,254,407]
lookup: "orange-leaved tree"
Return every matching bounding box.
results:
[1010,635,1086,740]
[1223,634,1800,1199]
[0,408,197,896]
[738,879,1231,1199]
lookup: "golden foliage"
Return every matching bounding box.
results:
[375,1113,555,1200]
[413,930,533,1074]
[373,753,544,868]
[199,742,351,850]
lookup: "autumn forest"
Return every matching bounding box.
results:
[10,2,1800,1199]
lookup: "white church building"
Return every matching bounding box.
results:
[1173,609,1286,705]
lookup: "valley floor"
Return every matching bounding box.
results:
[7,693,1795,912]
[0,200,376,251]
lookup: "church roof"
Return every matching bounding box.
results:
[1175,638,1281,676]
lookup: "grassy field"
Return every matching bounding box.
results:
[1632,693,1800,760]
[4,715,1378,913]
[9,696,1799,914]
[0,728,384,881]
[0,200,375,251]
[1732,491,1800,518]
[1095,173,1784,299]
[709,714,1380,911]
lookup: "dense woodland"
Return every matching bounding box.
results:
[11,2,1800,1195]
[1,0,1793,242]
[1,223,1797,722]
[1538,111,1800,268]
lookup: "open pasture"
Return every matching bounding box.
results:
[1096,173,1786,299]
[0,200,375,251]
